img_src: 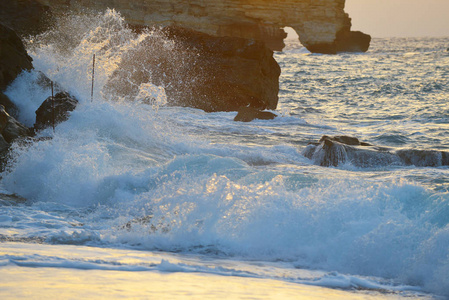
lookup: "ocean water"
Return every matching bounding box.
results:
[1,9,449,298]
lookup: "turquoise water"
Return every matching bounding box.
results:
[1,10,448,298]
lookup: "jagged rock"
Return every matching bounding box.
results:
[0,92,18,118]
[37,0,371,112]
[234,106,277,122]
[396,150,449,168]
[303,135,449,168]
[0,23,33,91]
[2,116,31,144]
[0,104,31,170]
[106,27,280,112]
[36,0,370,54]
[0,105,31,144]
[34,92,78,131]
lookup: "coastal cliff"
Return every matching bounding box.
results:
[35,0,370,53]
[6,0,370,112]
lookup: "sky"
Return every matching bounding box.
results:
[345,0,449,37]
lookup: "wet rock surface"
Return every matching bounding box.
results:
[0,23,33,91]
[234,107,277,122]
[34,92,79,131]
[106,27,280,112]
[304,135,449,168]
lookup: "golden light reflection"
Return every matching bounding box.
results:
[0,266,404,299]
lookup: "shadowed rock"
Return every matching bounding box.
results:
[0,0,51,37]
[34,92,78,131]
[336,30,371,53]
[0,104,32,169]
[0,92,19,117]
[0,23,33,91]
[36,0,370,54]
[304,135,449,168]
[106,26,280,112]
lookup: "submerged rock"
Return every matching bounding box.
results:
[34,92,78,131]
[234,106,277,122]
[304,135,449,168]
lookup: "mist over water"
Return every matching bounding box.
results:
[1,9,449,297]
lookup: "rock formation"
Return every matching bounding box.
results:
[0,23,33,91]
[0,22,35,166]
[106,26,280,112]
[303,136,449,168]
[34,92,79,131]
[29,0,371,112]
[35,0,370,54]
[0,105,31,158]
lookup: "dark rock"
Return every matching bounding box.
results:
[106,26,280,112]
[0,192,27,204]
[304,135,449,168]
[396,150,444,167]
[318,135,371,146]
[2,116,31,144]
[0,0,51,37]
[336,30,371,53]
[234,106,277,122]
[0,92,19,118]
[0,134,9,154]
[34,92,78,131]
[306,30,371,54]
[0,23,33,91]
[305,14,370,54]
[0,105,31,144]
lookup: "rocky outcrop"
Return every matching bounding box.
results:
[106,27,280,112]
[0,23,33,91]
[0,92,19,118]
[303,136,449,168]
[0,105,31,152]
[33,0,371,112]
[36,0,370,54]
[0,23,34,166]
[34,92,78,131]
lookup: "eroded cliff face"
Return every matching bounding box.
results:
[25,0,370,112]
[35,0,370,54]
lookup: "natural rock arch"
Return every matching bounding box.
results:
[35,0,370,54]
[28,0,371,112]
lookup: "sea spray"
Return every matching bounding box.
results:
[23,9,163,105]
